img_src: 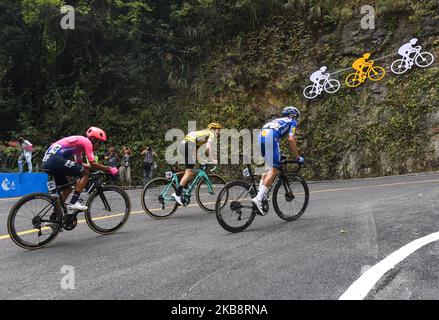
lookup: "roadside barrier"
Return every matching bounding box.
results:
[0,173,48,198]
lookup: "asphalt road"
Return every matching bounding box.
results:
[0,172,438,300]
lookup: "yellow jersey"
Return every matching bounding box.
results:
[184,129,215,147]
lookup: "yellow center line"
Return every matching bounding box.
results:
[0,201,217,241]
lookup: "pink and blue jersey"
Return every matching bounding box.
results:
[44,136,95,163]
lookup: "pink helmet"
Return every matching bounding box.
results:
[86,127,107,142]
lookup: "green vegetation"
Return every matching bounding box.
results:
[0,0,438,181]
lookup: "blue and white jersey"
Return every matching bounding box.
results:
[262,117,298,138]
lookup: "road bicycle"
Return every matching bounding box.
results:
[303,74,341,99]
[7,170,131,250]
[345,61,386,88]
[391,47,435,74]
[215,159,309,233]
[141,163,226,219]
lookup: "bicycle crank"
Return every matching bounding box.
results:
[63,214,78,231]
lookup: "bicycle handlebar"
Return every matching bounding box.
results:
[282,159,304,166]
[200,163,218,172]
[90,170,110,176]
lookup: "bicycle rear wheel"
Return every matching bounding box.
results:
[391,59,408,74]
[303,85,319,99]
[215,180,256,233]
[7,193,62,250]
[272,174,309,221]
[196,174,227,213]
[85,185,131,234]
[345,73,362,88]
[141,177,178,219]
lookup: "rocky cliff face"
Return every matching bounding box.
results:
[191,5,439,180]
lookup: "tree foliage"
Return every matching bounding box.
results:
[0,0,438,180]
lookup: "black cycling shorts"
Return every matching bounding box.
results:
[179,141,196,169]
[42,154,84,187]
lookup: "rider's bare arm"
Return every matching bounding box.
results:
[88,161,113,173]
[205,141,217,164]
[288,135,300,159]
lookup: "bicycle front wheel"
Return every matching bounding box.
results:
[324,79,340,94]
[215,180,256,233]
[368,66,385,81]
[141,177,178,219]
[196,174,227,213]
[416,52,434,68]
[85,185,131,234]
[7,193,62,250]
[272,174,309,221]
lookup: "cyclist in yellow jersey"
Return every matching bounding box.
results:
[172,123,222,206]
[352,53,372,80]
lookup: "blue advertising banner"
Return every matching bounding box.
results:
[0,173,49,198]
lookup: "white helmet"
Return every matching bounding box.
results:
[320,66,327,73]
[410,38,418,45]
[281,106,300,118]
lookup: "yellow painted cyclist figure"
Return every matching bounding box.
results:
[172,123,222,206]
[346,53,385,88]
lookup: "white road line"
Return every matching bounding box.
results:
[339,231,439,300]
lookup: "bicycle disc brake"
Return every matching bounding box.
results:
[158,195,165,209]
[285,192,295,202]
[32,215,43,229]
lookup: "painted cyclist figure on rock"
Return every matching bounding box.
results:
[345,53,386,88]
[303,66,341,99]
[391,38,434,74]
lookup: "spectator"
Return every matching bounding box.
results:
[17,137,33,173]
[105,147,119,184]
[119,146,132,188]
[141,146,158,186]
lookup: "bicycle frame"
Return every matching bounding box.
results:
[245,161,299,200]
[160,166,214,201]
[403,49,421,67]
[38,172,108,224]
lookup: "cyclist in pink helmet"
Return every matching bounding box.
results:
[42,127,119,211]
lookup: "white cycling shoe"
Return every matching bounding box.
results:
[67,201,88,211]
[251,197,267,216]
[171,193,184,206]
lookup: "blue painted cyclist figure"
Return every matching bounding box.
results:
[252,106,305,214]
